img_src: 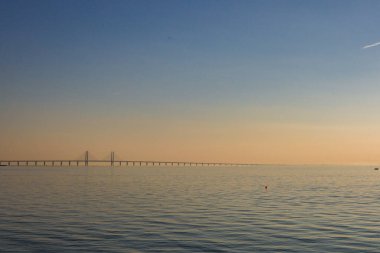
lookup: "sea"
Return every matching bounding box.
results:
[0,165,379,252]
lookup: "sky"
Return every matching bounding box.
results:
[1,0,380,164]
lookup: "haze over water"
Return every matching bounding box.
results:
[1,165,380,252]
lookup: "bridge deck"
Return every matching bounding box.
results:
[0,160,254,167]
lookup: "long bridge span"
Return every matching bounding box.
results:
[0,151,255,167]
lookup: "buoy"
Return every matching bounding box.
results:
[374,168,379,170]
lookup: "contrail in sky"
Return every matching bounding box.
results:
[362,41,380,49]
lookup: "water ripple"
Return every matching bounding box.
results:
[1,166,380,252]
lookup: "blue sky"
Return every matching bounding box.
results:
[1,0,380,163]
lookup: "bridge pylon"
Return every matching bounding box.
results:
[85,151,89,167]
[111,151,114,166]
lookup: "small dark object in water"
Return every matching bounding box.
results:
[374,168,379,170]
[265,185,268,190]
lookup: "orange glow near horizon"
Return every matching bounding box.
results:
[2,112,380,165]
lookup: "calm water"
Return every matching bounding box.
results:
[1,165,380,252]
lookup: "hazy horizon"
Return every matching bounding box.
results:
[2,0,380,164]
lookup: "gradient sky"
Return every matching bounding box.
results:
[1,0,380,164]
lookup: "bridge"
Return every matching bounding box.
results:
[0,151,255,167]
